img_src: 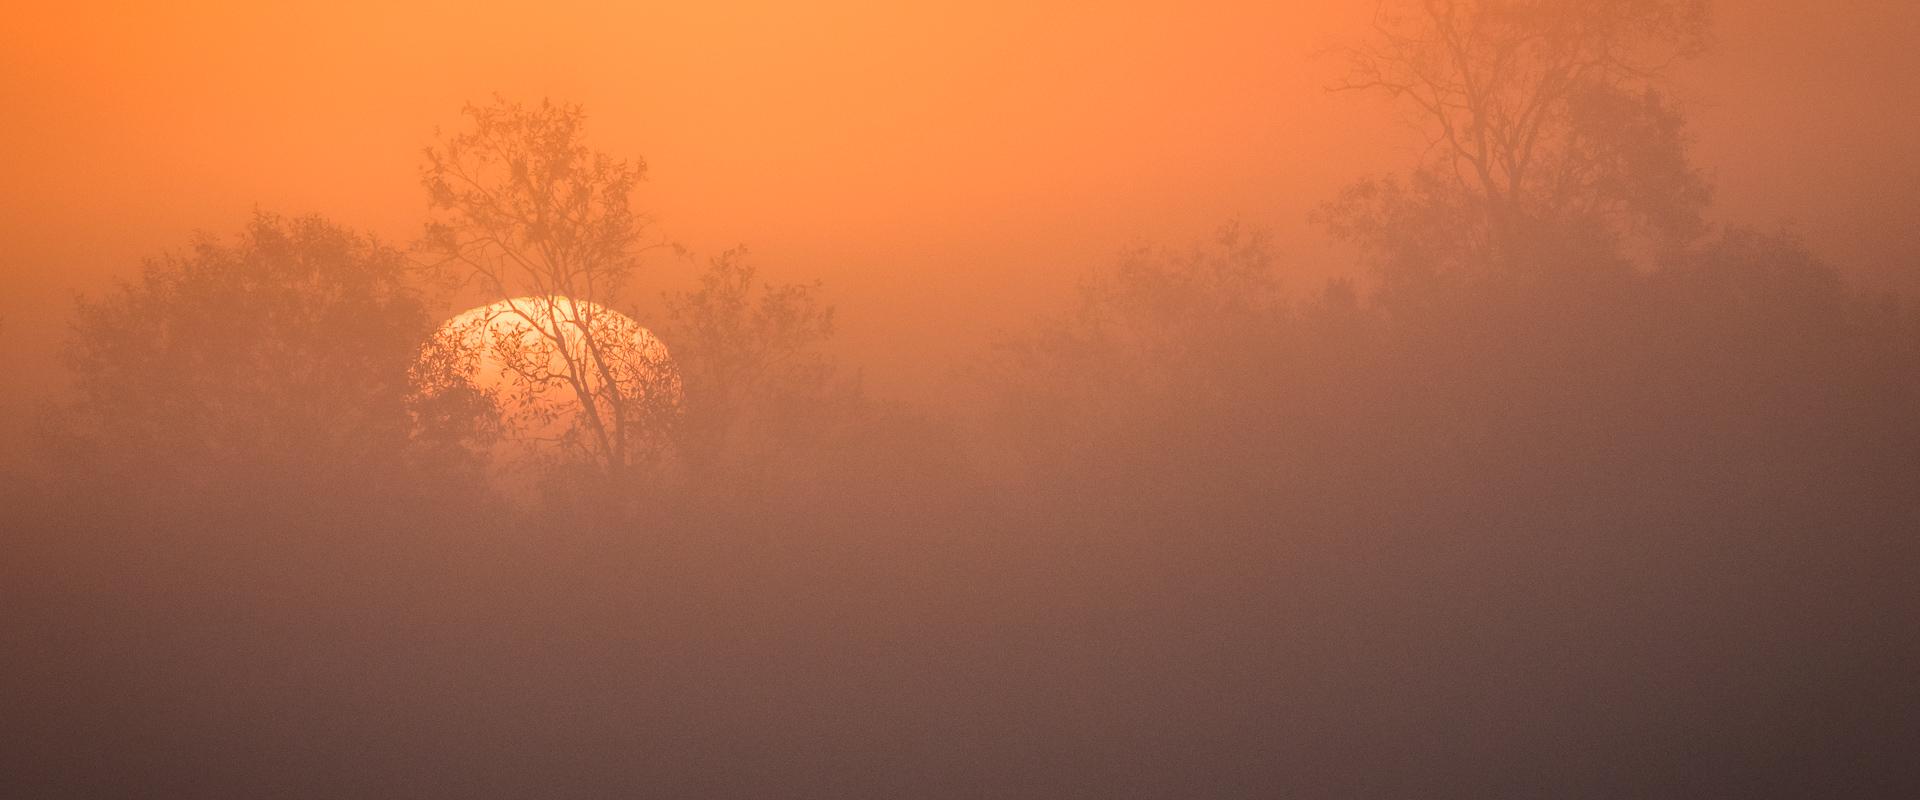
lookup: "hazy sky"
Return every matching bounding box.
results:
[3,0,1916,422]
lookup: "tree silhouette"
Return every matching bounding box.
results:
[1322,0,1713,286]
[975,224,1290,476]
[420,97,674,482]
[50,213,462,498]
[663,248,853,488]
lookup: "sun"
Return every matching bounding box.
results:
[417,295,682,481]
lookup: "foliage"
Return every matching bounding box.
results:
[663,248,855,489]
[419,97,670,480]
[975,224,1295,474]
[1321,0,1714,287]
[49,213,475,497]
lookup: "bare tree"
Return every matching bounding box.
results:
[1322,0,1713,282]
[420,97,673,481]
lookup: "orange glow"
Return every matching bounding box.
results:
[6,3,1920,794]
[427,296,679,484]
[3,2,1917,417]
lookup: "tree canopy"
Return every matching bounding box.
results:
[420,98,670,482]
[1322,0,1714,287]
[51,214,460,499]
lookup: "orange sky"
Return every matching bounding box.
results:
[3,0,1917,427]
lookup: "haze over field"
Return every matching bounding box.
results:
[3,1,1917,796]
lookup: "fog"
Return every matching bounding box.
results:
[3,1,1917,796]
